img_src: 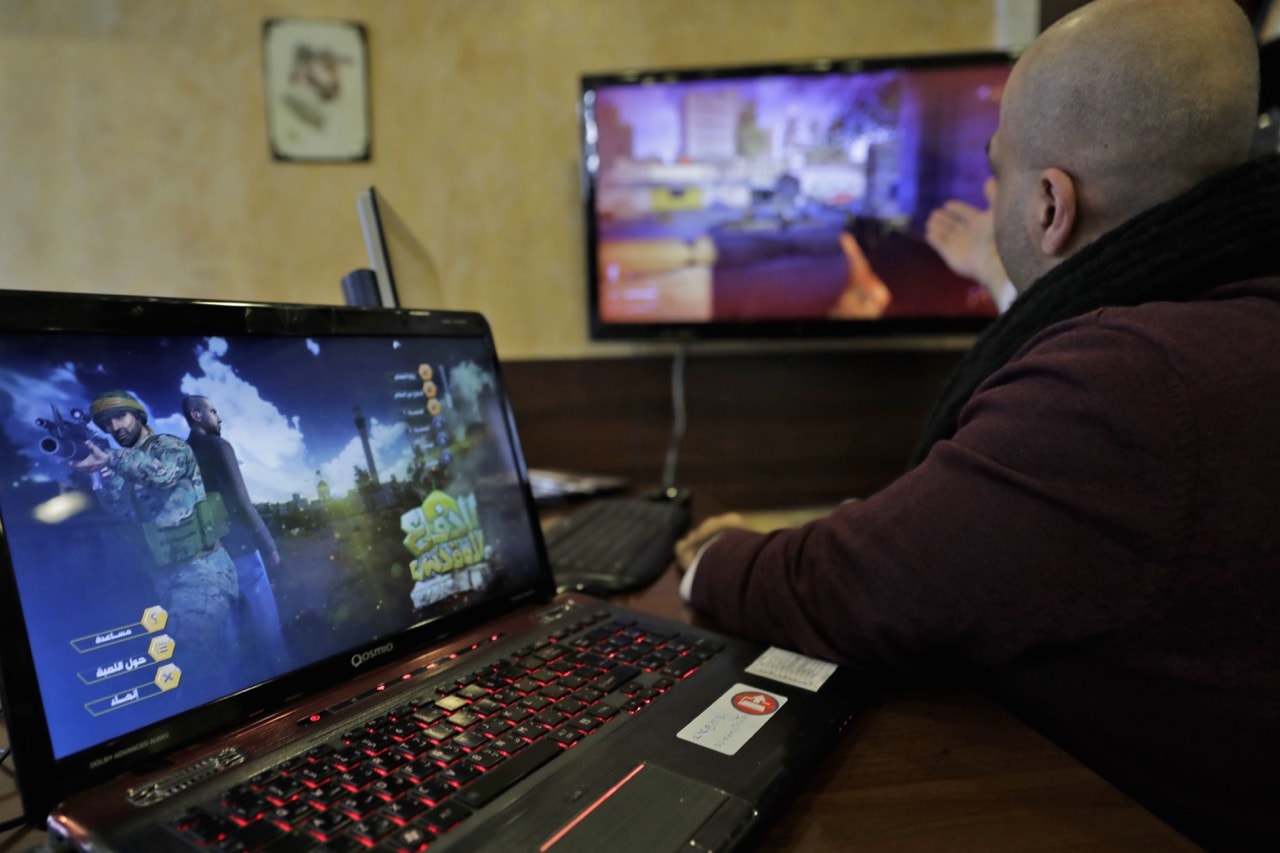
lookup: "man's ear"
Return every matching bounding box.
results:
[1035,167,1077,256]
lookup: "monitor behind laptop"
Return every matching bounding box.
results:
[357,187,444,309]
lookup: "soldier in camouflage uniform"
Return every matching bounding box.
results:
[73,390,239,688]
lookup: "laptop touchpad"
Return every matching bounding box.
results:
[540,762,755,853]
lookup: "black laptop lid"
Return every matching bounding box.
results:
[0,290,553,817]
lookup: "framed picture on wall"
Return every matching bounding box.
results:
[262,18,371,162]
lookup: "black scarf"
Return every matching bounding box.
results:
[909,153,1280,467]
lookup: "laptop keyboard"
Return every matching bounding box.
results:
[164,610,723,852]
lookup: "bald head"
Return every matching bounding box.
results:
[991,0,1260,287]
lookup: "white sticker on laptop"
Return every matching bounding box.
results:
[676,683,787,756]
[744,647,837,692]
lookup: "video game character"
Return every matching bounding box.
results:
[73,390,240,693]
[184,395,290,679]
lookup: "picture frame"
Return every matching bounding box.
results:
[262,18,371,162]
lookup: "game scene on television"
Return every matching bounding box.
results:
[0,331,541,758]
[584,60,1010,325]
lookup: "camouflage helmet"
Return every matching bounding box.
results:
[89,390,148,430]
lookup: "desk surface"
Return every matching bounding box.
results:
[0,509,1196,852]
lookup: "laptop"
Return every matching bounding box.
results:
[0,289,865,852]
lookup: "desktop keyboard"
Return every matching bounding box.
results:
[546,492,691,596]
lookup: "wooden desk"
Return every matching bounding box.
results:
[0,508,1196,852]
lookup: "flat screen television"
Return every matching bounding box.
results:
[579,50,1017,341]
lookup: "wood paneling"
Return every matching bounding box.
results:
[503,347,965,516]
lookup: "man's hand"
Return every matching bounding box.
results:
[70,441,110,474]
[924,177,1007,299]
[675,512,748,571]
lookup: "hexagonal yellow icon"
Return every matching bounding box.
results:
[154,663,182,692]
[418,364,433,381]
[148,634,175,662]
[141,606,168,633]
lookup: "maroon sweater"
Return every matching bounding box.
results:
[689,279,1280,847]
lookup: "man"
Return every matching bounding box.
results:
[675,0,1279,847]
[183,395,289,678]
[74,390,239,693]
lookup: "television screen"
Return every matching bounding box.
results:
[579,51,1016,340]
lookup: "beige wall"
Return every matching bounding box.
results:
[0,0,996,358]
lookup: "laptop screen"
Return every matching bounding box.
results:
[0,297,548,764]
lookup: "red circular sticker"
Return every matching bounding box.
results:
[731,691,780,716]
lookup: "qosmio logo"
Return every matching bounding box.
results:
[351,642,395,668]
